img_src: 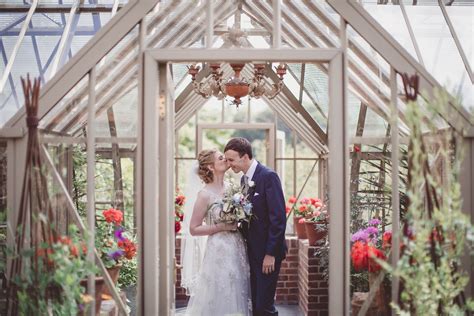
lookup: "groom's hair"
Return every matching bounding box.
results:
[224,137,253,159]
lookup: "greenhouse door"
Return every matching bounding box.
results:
[140,48,348,315]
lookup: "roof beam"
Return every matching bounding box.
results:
[7,0,161,132]
[0,3,124,13]
[0,39,20,108]
[58,1,235,134]
[0,0,38,94]
[327,0,473,132]
[49,0,81,78]
[245,1,405,131]
[438,0,474,83]
[42,0,210,131]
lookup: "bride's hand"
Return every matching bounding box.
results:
[218,222,238,232]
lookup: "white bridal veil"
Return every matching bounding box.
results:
[180,161,207,296]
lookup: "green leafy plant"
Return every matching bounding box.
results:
[11,225,97,315]
[378,88,474,315]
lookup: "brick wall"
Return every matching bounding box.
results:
[276,236,299,304]
[298,239,328,316]
[175,236,300,306]
[175,236,190,308]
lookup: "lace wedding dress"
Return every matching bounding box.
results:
[184,188,251,316]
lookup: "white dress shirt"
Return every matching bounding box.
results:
[244,159,258,182]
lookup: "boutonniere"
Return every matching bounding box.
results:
[248,180,255,188]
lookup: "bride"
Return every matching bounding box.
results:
[180,149,251,315]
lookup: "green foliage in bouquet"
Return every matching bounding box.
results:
[378,88,474,315]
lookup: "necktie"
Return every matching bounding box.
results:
[241,175,249,194]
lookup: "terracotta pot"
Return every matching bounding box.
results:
[293,216,307,239]
[351,273,390,315]
[102,264,122,297]
[304,221,327,246]
[79,276,105,315]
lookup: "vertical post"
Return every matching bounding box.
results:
[136,18,149,316]
[206,0,214,48]
[329,52,348,315]
[328,21,349,316]
[273,0,281,48]
[158,62,175,315]
[390,67,400,314]
[86,66,96,315]
[141,52,160,315]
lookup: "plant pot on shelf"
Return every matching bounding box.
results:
[293,216,307,239]
[351,273,390,316]
[79,276,105,316]
[102,264,122,297]
[304,221,327,246]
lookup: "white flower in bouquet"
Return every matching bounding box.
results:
[232,193,243,204]
[213,181,255,224]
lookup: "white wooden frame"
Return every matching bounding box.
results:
[142,47,349,315]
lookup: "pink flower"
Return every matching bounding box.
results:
[300,197,310,205]
[298,218,306,224]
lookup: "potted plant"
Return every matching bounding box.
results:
[286,196,309,239]
[9,225,98,315]
[350,218,391,315]
[96,208,137,297]
[304,201,328,246]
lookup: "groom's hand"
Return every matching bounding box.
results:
[262,255,275,274]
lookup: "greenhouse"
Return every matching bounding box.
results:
[0,0,473,315]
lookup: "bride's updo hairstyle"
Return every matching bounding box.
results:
[197,149,217,184]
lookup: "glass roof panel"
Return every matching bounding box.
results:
[93,87,137,138]
[0,3,129,127]
[361,3,474,112]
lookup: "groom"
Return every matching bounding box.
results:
[225,137,287,316]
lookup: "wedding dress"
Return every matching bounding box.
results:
[184,188,251,316]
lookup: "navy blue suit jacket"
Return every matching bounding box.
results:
[246,162,287,262]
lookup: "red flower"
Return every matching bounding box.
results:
[175,195,186,206]
[300,198,310,205]
[354,145,361,153]
[118,238,137,260]
[175,221,181,233]
[299,205,308,213]
[288,196,297,204]
[351,241,369,271]
[285,205,291,214]
[351,241,386,272]
[103,208,123,225]
[382,231,392,249]
[368,245,386,272]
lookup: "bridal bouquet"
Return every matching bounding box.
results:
[215,182,254,224]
